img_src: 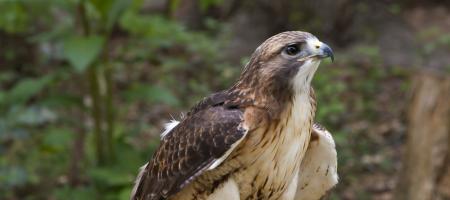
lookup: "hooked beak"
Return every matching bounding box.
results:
[301,38,335,62]
[319,43,334,62]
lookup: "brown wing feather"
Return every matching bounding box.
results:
[187,91,229,116]
[132,105,246,200]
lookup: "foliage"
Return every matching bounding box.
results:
[63,35,105,72]
[0,0,236,199]
[0,0,431,199]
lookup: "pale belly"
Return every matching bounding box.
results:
[231,124,312,200]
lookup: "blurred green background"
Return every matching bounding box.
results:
[1,0,449,199]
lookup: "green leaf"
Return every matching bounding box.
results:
[106,0,130,31]
[89,0,130,31]
[6,75,53,105]
[63,35,105,72]
[89,0,113,18]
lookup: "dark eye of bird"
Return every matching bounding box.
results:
[284,44,300,56]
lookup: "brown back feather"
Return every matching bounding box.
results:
[133,93,247,200]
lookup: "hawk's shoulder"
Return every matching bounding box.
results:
[132,95,249,200]
[187,91,230,116]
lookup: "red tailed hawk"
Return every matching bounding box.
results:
[131,31,338,200]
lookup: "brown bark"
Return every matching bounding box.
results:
[395,71,450,200]
[68,126,86,186]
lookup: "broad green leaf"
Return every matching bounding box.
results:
[63,35,105,72]
[89,0,130,31]
[89,0,113,18]
[106,0,130,30]
[6,75,53,105]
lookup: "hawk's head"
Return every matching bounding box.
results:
[235,31,333,102]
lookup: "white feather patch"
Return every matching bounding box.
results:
[292,59,320,93]
[160,120,180,139]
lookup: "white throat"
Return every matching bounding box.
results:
[292,59,320,94]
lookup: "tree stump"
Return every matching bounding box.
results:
[395,72,450,200]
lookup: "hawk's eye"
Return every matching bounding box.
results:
[284,44,301,56]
